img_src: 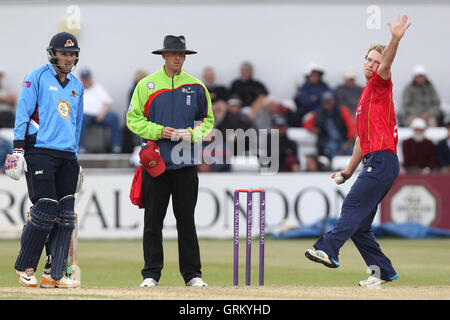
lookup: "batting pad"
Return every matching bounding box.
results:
[15,198,59,272]
[49,195,75,281]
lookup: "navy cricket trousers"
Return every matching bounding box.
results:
[314,151,399,280]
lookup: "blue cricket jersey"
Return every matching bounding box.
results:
[13,63,84,159]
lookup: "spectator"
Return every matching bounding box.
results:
[305,154,330,172]
[249,95,295,130]
[436,119,450,173]
[402,65,441,127]
[78,69,122,153]
[304,91,356,160]
[211,98,228,129]
[122,69,147,153]
[230,61,268,107]
[0,66,17,128]
[216,95,251,136]
[128,69,148,103]
[216,95,251,156]
[0,136,12,173]
[402,117,437,174]
[198,99,231,173]
[335,67,363,115]
[202,66,229,103]
[272,115,300,172]
[294,63,331,120]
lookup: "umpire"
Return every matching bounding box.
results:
[127,35,214,287]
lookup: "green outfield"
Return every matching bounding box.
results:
[1,238,449,299]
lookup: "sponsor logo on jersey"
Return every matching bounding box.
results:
[182,87,195,94]
[49,86,58,91]
[70,90,78,97]
[57,100,71,119]
[147,82,155,90]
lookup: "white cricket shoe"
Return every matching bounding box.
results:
[359,276,386,288]
[140,278,158,287]
[16,268,38,287]
[359,274,398,288]
[305,249,340,268]
[186,277,208,287]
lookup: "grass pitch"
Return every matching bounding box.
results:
[0,238,449,300]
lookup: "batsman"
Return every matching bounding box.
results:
[5,32,84,288]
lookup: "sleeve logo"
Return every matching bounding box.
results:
[22,81,32,88]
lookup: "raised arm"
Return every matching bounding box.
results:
[378,14,411,80]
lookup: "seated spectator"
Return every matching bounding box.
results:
[402,117,437,174]
[197,99,231,173]
[216,95,252,156]
[211,98,228,129]
[402,65,441,127]
[0,66,17,128]
[334,67,362,115]
[303,91,356,160]
[436,119,450,173]
[202,66,229,103]
[305,154,330,172]
[0,136,12,173]
[272,115,300,172]
[79,69,122,153]
[294,63,330,121]
[249,95,293,130]
[122,69,147,153]
[230,61,268,107]
[216,95,251,135]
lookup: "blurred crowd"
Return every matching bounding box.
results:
[1,62,449,174]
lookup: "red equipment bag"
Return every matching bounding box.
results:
[130,165,145,209]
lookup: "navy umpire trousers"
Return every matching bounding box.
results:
[314,151,399,280]
[141,165,202,283]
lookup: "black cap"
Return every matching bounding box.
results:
[152,35,197,55]
[48,32,80,52]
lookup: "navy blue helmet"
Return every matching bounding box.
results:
[46,32,80,72]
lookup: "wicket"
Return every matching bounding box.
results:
[233,189,265,286]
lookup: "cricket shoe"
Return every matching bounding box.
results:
[305,249,340,268]
[40,273,80,288]
[359,274,399,288]
[140,278,158,287]
[16,268,38,287]
[186,277,208,287]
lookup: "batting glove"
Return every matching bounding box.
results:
[5,148,27,181]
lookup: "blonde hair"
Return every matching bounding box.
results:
[365,44,386,59]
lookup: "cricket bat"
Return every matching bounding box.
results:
[66,212,81,283]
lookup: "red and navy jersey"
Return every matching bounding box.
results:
[127,66,214,170]
[356,67,398,156]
